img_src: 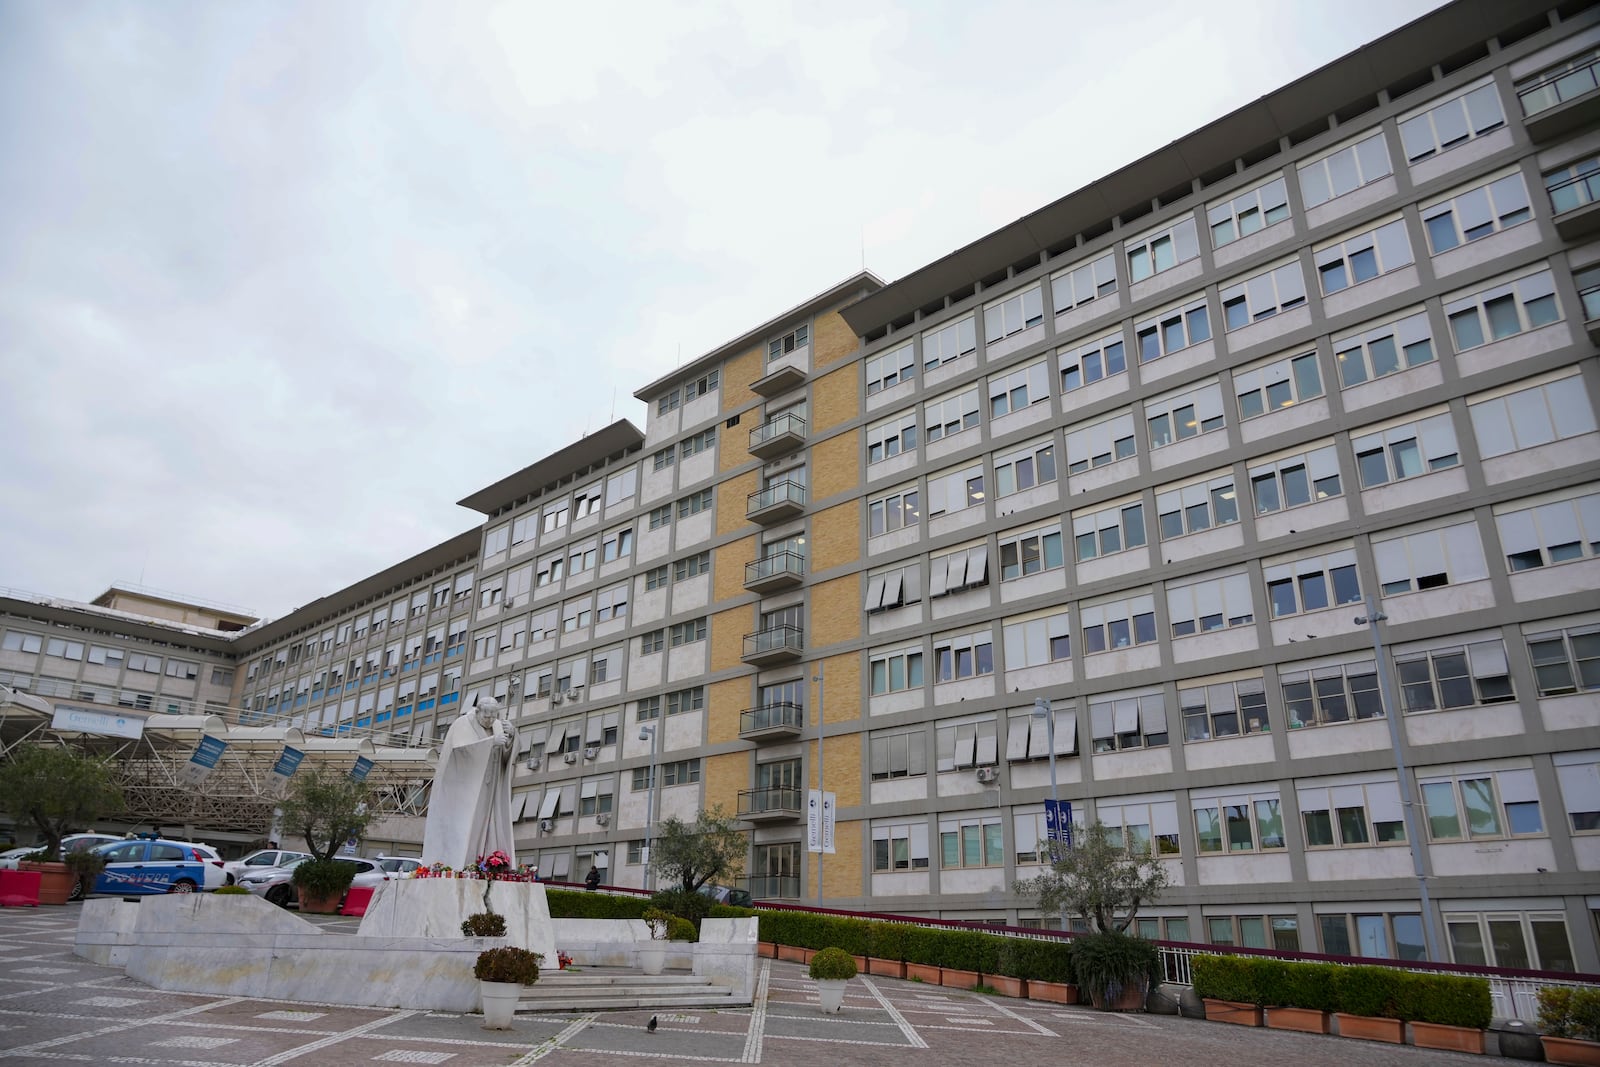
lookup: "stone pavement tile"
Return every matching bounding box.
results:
[184,998,398,1032]
[31,1016,329,1066]
[368,1009,571,1046]
[764,1012,914,1045]
[564,1018,749,1060]
[278,1033,534,1065]
[585,1007,752,1036]
[0,985,202,1021]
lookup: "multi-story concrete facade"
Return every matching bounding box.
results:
[2,0,1597,972]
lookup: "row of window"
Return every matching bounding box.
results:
[1,632,225,684]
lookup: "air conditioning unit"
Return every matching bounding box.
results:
[595,812,611,827]
[975,766,999,784]
[551,693,564,706]
[563,752,578,764]
[524,757,542,771]
[539,818,554,832]
[583,745,600,760]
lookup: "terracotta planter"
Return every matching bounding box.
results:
[1410,1021,1483,1054]
[1026,980,1077,1004]
[18,862,74,906]
[758,942,778,959]
[1203,998,1263,1026]
[1335,1013,1403,1044]
[984,975,1026,998]
[940,967,980,990]
[905,962,941,984]
[868,957,905,979]
[1089,978,1148,1012]
[852,954,869,974]
[297,888,342,914]
[1542,1036,1600,1067]
[1266,1006,1330,1034]
[777,944,808,963]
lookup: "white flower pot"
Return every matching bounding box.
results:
[638,944,667,976]
[479,980,521,1029]
[817,978,848,1013]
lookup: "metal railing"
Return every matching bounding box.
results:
[744,550,806,586]
[746,874,802,899]
[1518,52,1600,116]
[739,701,803,735]
[746,479,807,515]
[1547,165,1600,215]
[737,786,804,818]
[748,411,807,449]
[742,624,804,659]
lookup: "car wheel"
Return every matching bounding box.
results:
[169,879,196,895]
[68,878,84,902]
[265,885,291,908]
[224,874,235,886]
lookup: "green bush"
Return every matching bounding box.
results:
[1070,932,1159,1007]
[1539,986,1600,1041]
[1267,960,1337,1012]
[546,888,648,919]
[666,916,698,942]
[651,888,711,927]
[291,858,357,897]
[213,885,251,895]
[901,924,944,968]
[1398,972,1491,1029]
[462,911,508,937]
[997,937,1073,984]
[941,929,1002,974]
[756,910,870,954]
[867,922,913,962]
[1331,964,1405,1020]
[808,947,858,981]
[709,903,756,920]
[1191,954,1258,1004]
[474,946,542,984]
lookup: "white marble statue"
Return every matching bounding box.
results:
[420,694,516,870]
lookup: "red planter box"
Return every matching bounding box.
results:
[1411,1021,1484,1054]
[940,967,980,990]
[1204,998,1263,1026]
[777,944,808,963]
[757,942,778,959]
[984,975,1026,998]
[1026,980,1077,1004]
[904,962,941,984]
[1335,1013,1404,1044]
[1266,1006,1329,1034]
[868,958,904,979]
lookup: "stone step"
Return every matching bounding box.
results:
[510,969,743,1012]
[518,990,740,1012]
[537,971,717,988]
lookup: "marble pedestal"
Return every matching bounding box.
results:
[357,878,558,966]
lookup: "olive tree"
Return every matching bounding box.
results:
[0,743,123,860]
[1013,820,1169,934]
[648,805,745,894]
[277,766,375,863]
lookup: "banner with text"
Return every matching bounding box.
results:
[177,735,228,788]
[267,745,304,798]
[1044,798,1075,850]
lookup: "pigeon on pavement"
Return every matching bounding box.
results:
[647,1015,658,1033]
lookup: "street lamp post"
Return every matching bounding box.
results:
[639,723,659,892]
[1031,697,1060,852]
[1355,599,1443,963]
[813,662,824,905]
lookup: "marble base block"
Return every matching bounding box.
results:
[357,878,558,966]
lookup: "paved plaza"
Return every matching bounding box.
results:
[0,906,1498,1066]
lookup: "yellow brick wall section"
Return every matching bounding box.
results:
[813,309,858,368]
[716,469,759,538]
[706,677,749,746]
[811,363,859,434]
[703,751,746,816]
[712,537,753,606]
[818,821,862,900]
[709,605,751,674]
[809,502,859,573]
[817,653,859,726]
[817,729,860,808]
[720,345,764,417]
[810,429,859,504]
[808,575,859,647]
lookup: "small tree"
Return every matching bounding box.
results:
[277,767,374,862]
[648,805,745,894]
[0,743,123,860]
[1014,820,1169,934]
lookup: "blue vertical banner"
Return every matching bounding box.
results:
[1044,799,1075,849]
[178,735,228,788]
[267,746,303,798]
[350,756,374,783]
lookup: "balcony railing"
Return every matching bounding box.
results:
[750,361,807,397]
[739,701,804,739]
[746,479,806,523]
[1518,53,1600,117]
[1517,53,1600,142]
[737,785,804,821]
[743,550,806,592]
[748,412,807,460]
[745,874,801,900]
[742,624,804,665]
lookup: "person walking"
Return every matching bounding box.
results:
[585,865,601,891]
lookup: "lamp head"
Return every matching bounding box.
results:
[639,725,654,741]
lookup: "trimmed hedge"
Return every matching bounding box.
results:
[1397,973,1492,1030]
[996,936,1073,983]
[1191,954,1258,1004]
[867,922,914,962]
[1331,964,1406,1020]
[546,888,649,919]
[1193,954,1489,1028]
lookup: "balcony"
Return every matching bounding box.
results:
[742,624,804,666]
[743,550,806,593]
[745,874,801,900]
[1549,164,1600,242]
[737,785,804,822]
[1583,282,1600,347]
[748,412,807,460]
[739,701,804,740]
[750,362,807,397]
[1518,55,1600,144]
[746,479,806,524]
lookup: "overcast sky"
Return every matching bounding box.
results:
[0,0,1445,621]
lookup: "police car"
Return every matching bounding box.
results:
[89,836,220,895]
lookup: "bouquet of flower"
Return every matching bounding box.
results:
[476,850,513,879]
[557,951,574,970]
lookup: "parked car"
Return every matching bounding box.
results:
[375,856,421,876]
[187,843,229,891]
[0,832,122,871]
[699,884,753,907]
[88,837,220,896]
[223,848,311,885]
[241,856,390,908]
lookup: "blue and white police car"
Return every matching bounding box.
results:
[89,836,219,895]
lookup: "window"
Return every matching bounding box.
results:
[1399,78,1504,163]
[1527,625,1600,697]
[601,525,633,563]
[676,488,712,519]
[561,595,593,634]
[1248,444,1342,516]
[1098,799,1181,856]
[922,316,976,370]
[604,466,637,508]
[1165,572,1254,638]
[988,360,1050,418]
[211,667,233,686]
[636,696,661,722]
[998,524,1064,580]
[680,428,715,459]
[1208,915,1301,952]
[870,729,926,781]
[1353,412,1459,487]
[643,565,670,591]
[1125,216,1200,283]
[647,504,672,530]
[864,562,918,612]
[1221,261,1307,329]
[1145,382,1225,449]
[668,618,707,646]
[1469,373,1596,458]
[637,628,665,655]
[870,647,924,695]
[926,464,985,517]
[1373,521,1489,596]
[1157,472,1240,539]
[1065,411,1137,473]
[1208,176,1289,247]
[1264,548,1362,618]
[127,653,162,674]
[1422,172,1532,254]
[478,574,505,609]
[1421,768,1543,841]
[498,620,525,654]
[1001,608,1072,668]
[936,717,999,771]
[868,485,920,537]
[1193,791,1285,852]
[1180,676,1268,740]
[1073,499,1146,562]
[928,545,989,598]
[865,342,915,395]
[666,686,705,715]
[1555,754,1600,832]
[939,814,1005,869]
[1005,704,1077,765]
[1080,592,1157,653]
[45,638,84,661]
[983,285,1043,344]
[1546,155,1600,215]
[1283,659,1383,728]
[472,629,496,661]
[484,524,509,556]
[923,386,980,443]
[1446,269,1560,351]
[1089,691,1168,751]
[536,551,565,588]
[651,446,676,472]
[867,409,918,464]
[1051,251,1117,313]
[504,564,532,607]
[165,658,197,679]
[1334,310,1434,388]
[685,369,718,399]
[527,609,557,644]
[934,630,993,682]
[673,552,710,582]
[872,820,930,869]
[768,324,808,361]
[992,438,1056,497]
[1315,218,1412,294]
[656,389,681,415]
[1396,638,1513,712]
[1444,910,1575,971]
[1059,331,1127,392]
[1134,295,1211,364]
[595,582,629,623]
[1297,130,1391,207]
[542,499,569,534]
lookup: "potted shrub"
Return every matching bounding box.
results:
[1260,959,1336,1034]
[474,946,542,1029]
[638,906,671,975]
[1538,986,1600,1066]
[0,744,123,905]
[63,849,108,902]
[213,885,251,896]
[902,926,942,984]
[1191,954,1263,1026]
[1403,972,1491,1054]
[809,947,857,1013]
[1330,964,1405,1043]
[277,768,375,913]
[462,911,508,937]
[938,929,987,990]
[1003,937,1076,1004]
[1071,931,1158,1012]
[867,922,911,979]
